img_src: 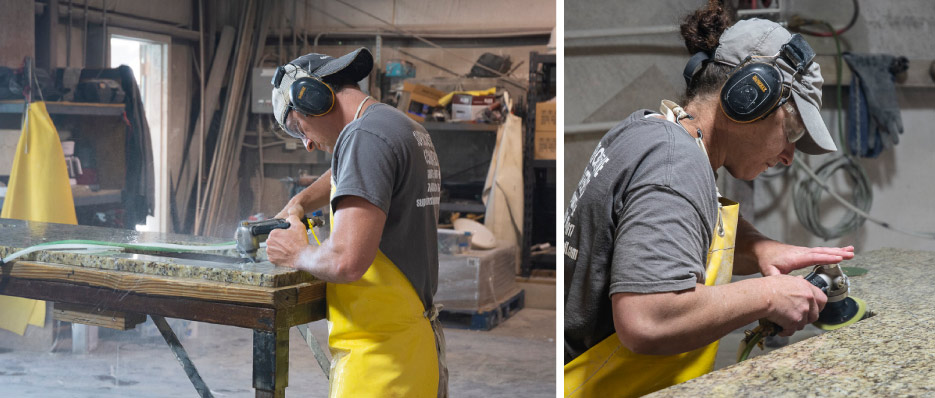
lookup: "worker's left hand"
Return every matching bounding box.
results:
[758,243,855,276]
[266,215,311,268]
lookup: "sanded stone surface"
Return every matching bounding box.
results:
[0,218,313,287]
[649,248,935,397]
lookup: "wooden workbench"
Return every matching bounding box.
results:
[0,218,325,397]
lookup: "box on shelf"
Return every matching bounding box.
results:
[436,241,519,311]
[438,228,472,255]
[451,94,496,122]
[398,81,446,122]
[534,100,556,160]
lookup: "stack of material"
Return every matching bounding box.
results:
[435,241,520,311]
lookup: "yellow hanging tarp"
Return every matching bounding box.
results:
[0,101,78,335]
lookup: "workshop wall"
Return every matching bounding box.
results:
[270,0,554,32]
[34,0,195,233]
[565,0,935,253]
[17,0,553,233]
[0,2,35,68]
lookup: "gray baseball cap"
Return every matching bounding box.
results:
[271,47,374,133]
[715,19,837,155]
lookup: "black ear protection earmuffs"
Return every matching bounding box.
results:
[271,64,335,117]
[683,33,816,124]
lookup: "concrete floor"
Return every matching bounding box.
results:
[0,308,556,397]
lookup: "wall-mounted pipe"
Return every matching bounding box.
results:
[565,121,621,136]
[35,2,200,41]
[566,25,679,41]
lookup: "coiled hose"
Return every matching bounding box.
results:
[793,156,872,239]
[793,156,935,240]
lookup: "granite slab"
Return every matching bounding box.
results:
[0,218,314,287]
[648,248,935,397]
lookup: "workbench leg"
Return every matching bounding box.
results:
[253,328,289,398]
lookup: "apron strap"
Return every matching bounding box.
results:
[660,99,725,235]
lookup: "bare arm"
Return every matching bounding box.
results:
[275,169,333,219]
[734,217,855,276]
[266,195,386,283]
[613,275,826,355]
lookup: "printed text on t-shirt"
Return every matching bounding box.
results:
[564,144,610,260]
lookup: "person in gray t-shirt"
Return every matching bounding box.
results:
[264,48,446,397]
[565,9,856,380]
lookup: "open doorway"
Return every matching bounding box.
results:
[109,29,169,233]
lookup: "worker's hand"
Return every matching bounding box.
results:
[274,203,305,220]
[757,243,854,276]
[266,215,310,268]
[763,274,828,337]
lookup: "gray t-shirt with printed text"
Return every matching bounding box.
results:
[331,102,442,311]
[563,109,719,363]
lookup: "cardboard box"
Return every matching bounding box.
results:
[398,82,446,122]
[451,94,496,122]
[436,241,519,311]
[534,101,556,160]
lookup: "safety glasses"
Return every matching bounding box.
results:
[781,102,806,144]
[280,110,307,141]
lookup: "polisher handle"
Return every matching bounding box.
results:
[248,216,312,236]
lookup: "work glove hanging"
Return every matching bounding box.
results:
[842,53,905,158]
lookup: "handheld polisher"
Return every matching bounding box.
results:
[234,216,324,262]
[738,263,872,361]
[803,263,871,331]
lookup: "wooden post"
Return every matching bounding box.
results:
[253,328,289,398]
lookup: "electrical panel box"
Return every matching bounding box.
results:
[252,68,276,114]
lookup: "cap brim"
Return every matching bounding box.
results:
[792,91,837,155]
[315,47,373,83]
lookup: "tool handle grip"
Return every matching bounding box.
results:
[249,216,311,236]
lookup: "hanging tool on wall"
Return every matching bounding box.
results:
[843,53,908,158]
[737,264,873,362]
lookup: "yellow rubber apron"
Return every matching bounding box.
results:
[563,100,740,397]
[326,183,446,398]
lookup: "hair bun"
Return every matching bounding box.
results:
[680,0,735,55]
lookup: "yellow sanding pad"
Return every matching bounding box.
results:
[813,296,868,331]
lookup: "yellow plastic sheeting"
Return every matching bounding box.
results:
[0,101,78,335]
[483,114,524,249]
[437,87,497,107]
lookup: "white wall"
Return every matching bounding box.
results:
[565,0,935,254]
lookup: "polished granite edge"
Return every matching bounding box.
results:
[648,248,935,397]
[0,218,315,287]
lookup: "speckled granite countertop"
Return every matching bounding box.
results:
[0,218,313,287]
[648,248,935,397]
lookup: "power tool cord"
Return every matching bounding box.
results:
[1,240,239,265]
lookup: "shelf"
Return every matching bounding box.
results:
[0,186,122,208]
[531,159,555,169]
[0,101,125,116]
[440,202,486,214]
[72,187,122,207]
[422,121,499,133]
